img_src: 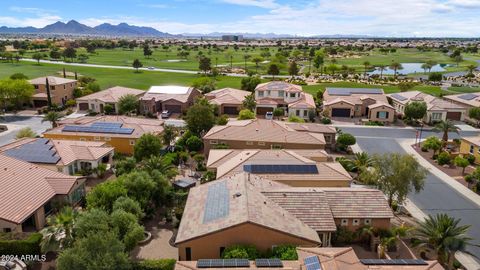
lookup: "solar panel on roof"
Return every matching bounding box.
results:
[360,259,428,265]
[391,93,408,101]
[458,93,478,101]
[243,164,318,174]
[203,181,229,223]
[91,122,123,128]
[62,124,134,135]
[327,88,383,96]
[255,259,283,268]
[304,256,321,270]
[4,139,60,164]
[197,259,249,268]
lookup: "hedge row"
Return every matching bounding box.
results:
[0,233,42,256]
[132,259,176,270]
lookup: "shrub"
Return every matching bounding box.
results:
[321,117,331,124]
[465,154,476,165]
[133,259,176,270]
[421,146,428,152]
[238,109,255,120]
[217,114,229,125]
[337,133,356,151]
[288,115,305,123]
[186,135,203,152]
[437,151,451,165]
[104,104,114,115]
[222,245,260,260]
[270,245,298,260]
[332,226,355,244]
[0,233,42,256]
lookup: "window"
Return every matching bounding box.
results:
[341,219,348,226]
[246,141,253,145]
[353,219,360,226]
[94,136,100,141]
[431,112,442,120]
[271,144,282,149]
[63,85,66,89]
[210,140,218,145]
[303,110,308,117]
[104,137,111,141]
[220,247,225,257]
[267,90,271,96]
[296,110,300,116]
[258,141,265,146]
[34,85,39,89]
[129,140,136,145]
[3,228,11,233]
[324,135,331,143]
[278,91,284,97]
[470,145,475,154]
[186,247,192,261]
[258,91,264,97]
[377,111,388,119]
[290,93,296,98]
[364,219,371,225]
[90,104,95,110]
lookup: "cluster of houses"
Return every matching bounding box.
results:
[2,75,473,269]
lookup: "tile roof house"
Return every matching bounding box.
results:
[254,81,316,120]
[140,86,201,115]
[76,86,145,113]
[0,155,85,233]
[0,138,114,176]
[323,88,394,123]
[441,92,480,124]
[29,76,77,108]
[206,149,352,187]
[459,136,480,165]
[205,88,251,115]
[175,173,393,260]
[202,119,332,154]
[175,247,444,270]
[43,115,164,154]
[388,91,467,123]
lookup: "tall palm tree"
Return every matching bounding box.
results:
[42,111,63,128]
[466,64,478,76]
[141,155,176,179]
[389,62,403,79]
[378,65,386,79]
[362,61,371,77]
[243,54,251,72]
[415,214,473,269]
[349,152,374,183]
[433,120,459,143]
[40,206,76,253]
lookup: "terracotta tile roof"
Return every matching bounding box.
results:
[203,119,326,146]
[140,86,198,103]
[281,122,337,134]
[443,92,480,108]
[175,260,301,270]
[288,93,316,109]
[0,155,82,224]
[462,136,480,146]
[367,102,394,110]
[255,81,302,93]
[389,91,466,111]
[205,88,251,105]
[44,115,164,139]
[175,173,320,244]
[324,88,389,106]
[76,86,144,103]
[29,76,77,85]
[256,97,285,105]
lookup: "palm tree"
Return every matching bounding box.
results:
[378,65,387,79]
[466,64,478,76]
[349,152,374,183]
[243,54,251,72]
[389,62,403,79]
[141,155,176,179]
[433,120,459,143]
[42,111,63,128]
[362,61,371,77]
[40,207,76,253]
[414,214,472,269]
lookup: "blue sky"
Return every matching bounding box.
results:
[0,0,479,37]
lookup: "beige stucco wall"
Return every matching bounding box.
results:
[368,105,395,123]
[32,82,77,106]
[334,218,391,232]
[203,139,325,155]
[276,179,350,188]
[324,102,354,117]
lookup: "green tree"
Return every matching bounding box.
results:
[110,209,145,251]
[57,232,130,270]
[10,73,28,80]
[186,135,203,152]
[466,64,477,76]
[468,107,480,127]
[433,120,459,142]
[113,196,145,220]
[63,47,77,62]
[251,56,263,73]
[362,61,371,76]
[186,99,216,135]
[238,109,255,120]
[241,75,261,92]
[119,171,156,209]
[377,65,387,79]
[404,101,427,121]
[133,133,162,161]
[117,94,139,115]
[398,82,416,92]
[86,181,128,211]
[288,61,299,77]
[349,152,374,183]
[389,62,403,79]
[104,104,114,115]
[132,58,143,72]
[192,77,216,93]
[415,214,472,269]
[273,108,284,119]
[162,125,176,145]
[364,153,427,206]
[337,133,356,150]
[454,156,470,175]
[15,127,37,139]
[143,44,153,58]
[222,245,260,260]
[32,52,44,64]
[423,136,442,158]
[428,72,443,82]
[42,111,63,128]
[199,56,212,74]
[75,208,111,238]
[40,206,76,253]
[454,55,463,66]
[77,54,89,63]
[114,157,136,176]
[242,94,256,111]
[267,64,280,79]
[313,51,324,72]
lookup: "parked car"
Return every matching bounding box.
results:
[265,111,273,120]
[161,110,171,119]
[148,66,155,70]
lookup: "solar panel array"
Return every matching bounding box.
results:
[197,259,249,268]
[62,121,134,135]
[391,93,408,101]
[4,138,60,164]
[255,259,283,268]
[458,93,479,101]
[304,256,322,270]
[243,164,318,174]
[360,259,428,266]
[203,181,230,223]
[327,88,383,96]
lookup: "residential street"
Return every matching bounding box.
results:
[0,115,50,146]
[340,126,480,263]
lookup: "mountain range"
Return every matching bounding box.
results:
[0,20,174,37]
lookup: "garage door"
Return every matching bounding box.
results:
[332,108,351,117]
[78,103,89,111]
[256,107,274,115]
[164,105,182,113]
[446,111,461,121]
[33,100,48,108]
[223,106,239,115]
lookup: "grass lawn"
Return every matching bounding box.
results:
[0,61,244,90]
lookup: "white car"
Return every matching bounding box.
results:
[265,111,273,120]
[161,110,171,119]
[147,66,155,70]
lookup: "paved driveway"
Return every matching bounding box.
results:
[0,115,51,146]
[340,126,480,261]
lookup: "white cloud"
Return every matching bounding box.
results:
[220,0,279,9]
[0,15,62,28]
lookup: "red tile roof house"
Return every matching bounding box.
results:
[76,86,145,113]
[443,92,480,124]
[254,81,316,120]
[388,91,467,123]
[205,88,251,115]
[0,155,86,233]
[28,76,78,108]
[175,173,393,260]
[139,86,202,115]
[323,88,395,123]
[0,138,114,176]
